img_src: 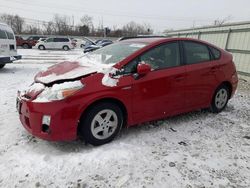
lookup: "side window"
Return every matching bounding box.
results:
[46,38,54,42]
[0,29,7,39]
[54,38,60,42]
[209,46,221,60]
[6,31,14,40]
[140,42,180,70]
[27,37,33,40]
[184,41,211,64]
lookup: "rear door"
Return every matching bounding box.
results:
[182,41,219,109]
[129,42,186,124]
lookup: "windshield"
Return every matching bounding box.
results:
[78,42,146,65]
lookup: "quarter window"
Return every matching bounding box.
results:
[0,29,7,39]
[209,46,221,60]
[140,42,180,70]
[184,41,211,64]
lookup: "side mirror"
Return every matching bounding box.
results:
[137,63,151,75]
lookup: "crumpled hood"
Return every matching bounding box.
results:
[35,61,112,84]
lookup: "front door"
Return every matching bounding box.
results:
[130,42,186,124]
[45,38,55,49]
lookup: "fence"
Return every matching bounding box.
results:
[166,22,250,76]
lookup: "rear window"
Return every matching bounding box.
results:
[54,38,69,42]
[6,31,14,40]
[0,29,7,39]
[209,46,221,60]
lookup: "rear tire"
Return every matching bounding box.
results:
[23,43,29,49]
[79,102,123,146]
[210,84,230,113]
[63,46,70,51]
[38,45,45,50]
[0,64,5,69]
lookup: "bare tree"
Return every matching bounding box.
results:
[43,21,55,35]
[0,14,25,34]
[79,25,90,36]
[122,21,153,36]
[214,15,232,26]
[53,14,73,35]
[80,15,93,30]
[24,25,42,34]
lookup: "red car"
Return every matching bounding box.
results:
[17,37,238,146]
[16,36,43,49]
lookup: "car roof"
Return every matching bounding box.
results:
[119,37,221,48]
[119,37,167,44]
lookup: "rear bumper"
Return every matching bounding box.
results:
[17,96,79,141]
[230,71,238,98]
[0,55,22,64]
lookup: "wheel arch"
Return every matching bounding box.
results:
[219,81,233,98]
[63,45,69,49]
[38,45,45,49]
[77,97,128,134]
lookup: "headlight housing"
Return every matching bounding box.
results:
[34,80,84,102]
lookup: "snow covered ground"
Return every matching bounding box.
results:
[0,49,250,188]
[16,48,83,64]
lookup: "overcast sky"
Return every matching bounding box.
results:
[0,0,249,33]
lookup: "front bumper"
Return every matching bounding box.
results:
[0,55,22,64]
[16,94,80,141]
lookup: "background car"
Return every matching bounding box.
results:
[83,39,113,53]
[0,22,21,69]
[16,35,43,49]
[35,37,75,50]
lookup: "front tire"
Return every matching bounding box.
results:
[23,43,30,49]
[79,102,123,146]
[38,45,45,50]
[210,84,230,113]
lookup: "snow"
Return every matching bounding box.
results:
[34,51,119,87]
[0,49,250,187]
[26,83,45,93]
[34,80,83,102]
[36,65,96,84]
[51,80,83,91]
[101,67,120,87]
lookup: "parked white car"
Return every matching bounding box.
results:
[35,37,74,51]
[0,23,21,69]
